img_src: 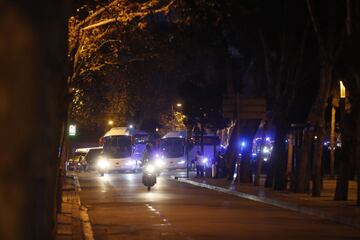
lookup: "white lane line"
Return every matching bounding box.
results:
[145,203,193,240]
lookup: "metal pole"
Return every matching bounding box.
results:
[186,138,189,178]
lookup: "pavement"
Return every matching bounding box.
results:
[56,175,89,240]
[171,174,360,229]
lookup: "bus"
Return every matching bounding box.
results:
[160,131,187,169]
[100,127,140,173]
[159,131,220,169]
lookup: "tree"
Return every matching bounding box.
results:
[335,0,360,204]
[68,0,178,131]
[0,1,68,239]
[305,0,347,197]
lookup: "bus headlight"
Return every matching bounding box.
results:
[155,158,165,168]
[125,160,136,166]
[97,158,110,169]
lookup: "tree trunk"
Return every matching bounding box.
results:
[309,64,333,197]
[335,99,351,200]
[264,166,274,188]
[239,121,259,183]
[287,132,294,191]
[295,126,313,193]
[334,150,349,200]
[239,150,252,183]
[312,125,324,197]
[273,120,288,191]
[357,103,360,206]
[0,2,68,240]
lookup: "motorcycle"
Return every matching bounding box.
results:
[142,163,157,191]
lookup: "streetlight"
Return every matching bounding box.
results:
[340,81,346,99]
[129,124,134,129]
[176,103,182,108]
[108,120,114,126]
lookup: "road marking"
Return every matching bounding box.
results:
[145,203,193,240]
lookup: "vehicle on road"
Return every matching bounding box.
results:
[97,127,140,176]
[159,131,187,169]
[159,131,220,170]
[142,163,157,191]
[84,147,103,170]
[67,149,88,172]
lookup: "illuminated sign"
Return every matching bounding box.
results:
[69,124,76,136]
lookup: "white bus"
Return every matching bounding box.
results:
[99,127,140,173]
[160,131,187,169]
[159,131,220,169]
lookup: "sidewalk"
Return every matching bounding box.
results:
[173,175,360,229]
[56,176,83,240]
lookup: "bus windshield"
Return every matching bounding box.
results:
[160,137,184,158]
[103,135,132,158]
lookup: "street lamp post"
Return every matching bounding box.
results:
[334,81,348,200]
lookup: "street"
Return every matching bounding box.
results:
[78,171,360,240]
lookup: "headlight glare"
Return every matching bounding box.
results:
[97,158,109,169]
[146,164,155,173]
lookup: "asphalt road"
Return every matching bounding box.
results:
[78,171,360,240]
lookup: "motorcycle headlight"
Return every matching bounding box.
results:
[97,158,110,169]
[146,164,155,173]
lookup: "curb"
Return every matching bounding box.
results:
[170,177,360,229]
[69,174,94,240]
